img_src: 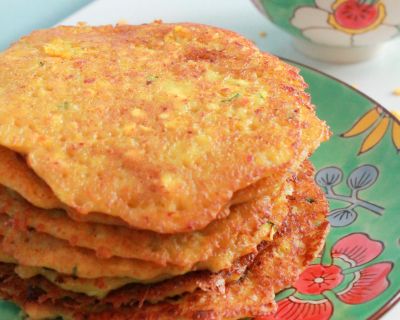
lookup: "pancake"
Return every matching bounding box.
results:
[0,163,289,267]
[0,22,329,233]
[0,181,279,274]
[2,228,190,281]
[0,146,285,228]
[1,187,262,300]
[0,238,260,306]
[0,146,290,229]
[0,147,60,210]
[0,174,274,299]
[0,188,279,280]
[13,243,259,302]
[0,160,329,319]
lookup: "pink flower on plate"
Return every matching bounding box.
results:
[294,264,343,295]
[258,233,393,320]
[261,296,334,320]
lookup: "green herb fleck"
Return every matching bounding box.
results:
[258,93,266,100]
[57,101,70,110]
[305,197,315,203]
[221,93,240,103]
[146,75,159,84]
[72,266,78,278]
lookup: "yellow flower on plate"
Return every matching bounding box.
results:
[341,106,400,154]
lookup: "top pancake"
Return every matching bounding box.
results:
[0,22,328,233]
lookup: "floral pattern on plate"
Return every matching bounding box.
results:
[341,106,400,154]
[259,233,393,320]
[316,164,384,227]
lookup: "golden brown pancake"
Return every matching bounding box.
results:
[0,194,277,282]
[0,182,279,278]
[0,204,264,302]
[0,165,289,268]
[0,145,271,228]
[2,229,189,281]
[0,145,290,230]
[0,160,329,319]
[1,194,262,300]
[0,23,329,233]
[12,246,258,301]
[0,147,60,209]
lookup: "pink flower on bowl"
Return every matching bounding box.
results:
[252,0,400,62]
[291,0,400,47]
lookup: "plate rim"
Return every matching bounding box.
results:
[281,57,400,126]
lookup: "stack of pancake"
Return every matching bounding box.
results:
[0,22,330,319]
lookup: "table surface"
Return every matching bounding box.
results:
[1,0,399,319]
[0,0,93,51]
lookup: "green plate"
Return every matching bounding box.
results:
[0,61,399,320]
